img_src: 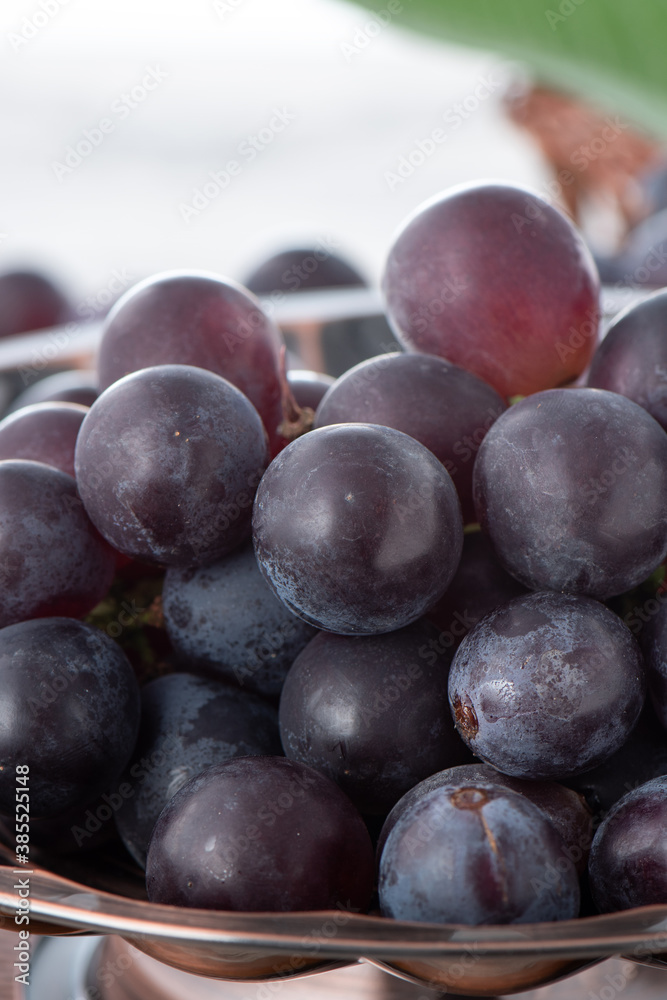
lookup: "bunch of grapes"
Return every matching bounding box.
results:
[3,182,667,930]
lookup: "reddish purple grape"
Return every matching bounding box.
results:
[0,402,87,478]
[252,423,463,634]
[75,365,269,567]
[0,459,115,627]
[378,782,580,925]
[589,775,667,912]
[96,272,286,453]
[146,756,375,913]
[0,617,140,818]
[279,621,469,814]
[473,388,667,599]
[448,591,646,780]
[314,353,506,522]
[0,269,71,338]
[587,288,667,431]
[383,182,600,399]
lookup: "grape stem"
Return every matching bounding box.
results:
[277,345,315,442]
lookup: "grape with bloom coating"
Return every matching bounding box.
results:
[473,387,667,599]
[0,459,115,628]
[448,590,645,780]
[75,364,269,567]
[252,423,463,634]
[96,271,286,453]
[378,782,580,925]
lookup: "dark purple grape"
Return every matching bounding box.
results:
[382,182,600,399]
[244,247,366,296]
[426,531,528,649]
[448,590,645,780]
[252,423,463,634]
[96,272,286,454]
[566,703,667,818]
[314,353,506,523]
[378,762,593,875]
[115,673,281,868]
[378,782,580,925]
[75,364,269,567]
[473,387,667,599]
[162,543,316,699]
[0,269,71,338]
[0,459,115,627]
[595,210,667,291]
[0,402,87,477]
[286,369,334,411]
[587,289,667,431]
[636,600,667,731]
[279,621,469,815]
[10,370,98,411]
[0,617,140,817]
[589,775,667,912]
[146,756,374,913]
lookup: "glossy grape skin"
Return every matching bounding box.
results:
[162,543,316,700]
[426,531,528,648]
[286,370,334,411]
[146,756,375,913]
[252,423,463,635]
[279,621,469,815]
[473,388,667,599]
[589,775,667,912]
[382,183,600,399]
[378,783,580,925]
[96,271,286,453]
[0,402,87,477]
[75,364,269,567]
[448,590,646,781]
[9,370,98,411]
[0,459,115,627]
[0,269,71,338]
[378,762,593,875]
[587,289,667,431]
[314,353,506,523]
[114,673,281,868]
[0,617,140,817]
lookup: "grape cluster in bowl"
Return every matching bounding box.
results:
[2,183,667,939]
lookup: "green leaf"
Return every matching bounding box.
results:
[358,0,667,136]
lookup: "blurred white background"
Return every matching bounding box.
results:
[0,0,547,305]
